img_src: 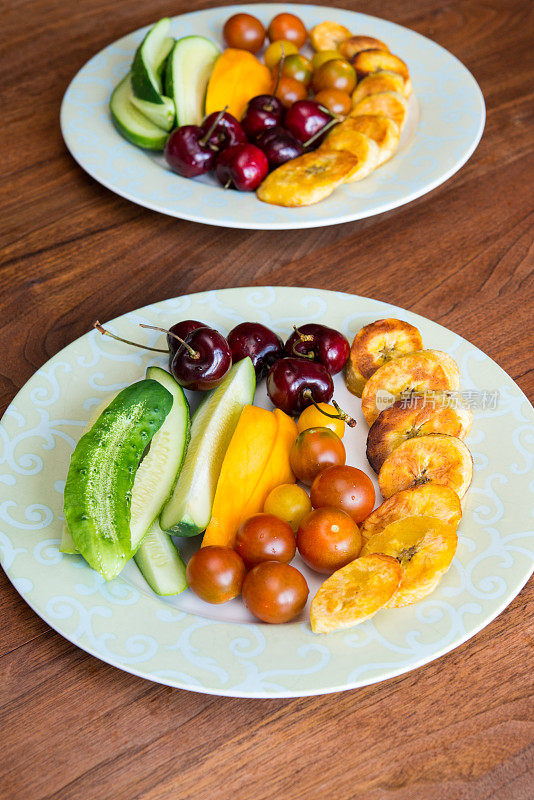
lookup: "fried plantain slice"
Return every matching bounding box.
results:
[338,114,400,166]
[320,124,380,182]
[339,35,390,60]
[378,433,473,499]
[353,50,410,82]
[310,21,353,52]
[310,554,401,633]
[351,91,408,130]
[345,318,423,397]
[361,516,458,607]
[361,350,460,426]
[366,394,473,472]
[352,71,408,105]
[360,484,462,543]
[256,150,358,207]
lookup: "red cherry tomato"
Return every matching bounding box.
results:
[274,76,308,109]
[235,513,296,566]
[289,427,346,485]
[268,13,308,48]
[223,13,266,53]
[242,561,309,623]
[310,465,375,523]
[186,546,246,604]
[297,507,362,574]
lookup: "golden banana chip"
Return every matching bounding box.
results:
[310,554,402,633]
[361,515,458,607]
[378,433,473,499]
[320,123,380,182]
[351,91,408,130]
[352,71,408,105]
[339,35,390,60]
[310,21,353,52]
[361,350,460,426]
[345,318,423,397]
[256,150,358,207]
[338,114,400,166]
[366,394,473,472]
[360,484,462,543]
[353,49,410,82]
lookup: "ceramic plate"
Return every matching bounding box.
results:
[60,3,485,229]
[1,287,533,697]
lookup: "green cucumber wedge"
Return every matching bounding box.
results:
[110,74,169,150]
[131,18,174,104]
[129,366,190,548]
[160,357,255,536]
[165,36,219,126]
[134,519,187,595]
[130,94,175,131]
[64,380,172,580]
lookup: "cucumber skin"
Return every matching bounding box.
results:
[131,18,172,104]
[110,76,169,151]
[64,380,172,581]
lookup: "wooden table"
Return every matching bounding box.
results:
[2,0,533,797]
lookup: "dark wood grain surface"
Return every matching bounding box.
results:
[1,0,533,798]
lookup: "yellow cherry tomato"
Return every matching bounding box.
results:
[264,484,312,533]
[311,50,340,70]
[264,39,299,69]
[297,403,346,438]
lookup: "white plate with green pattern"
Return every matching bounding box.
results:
[60,3,485,229]
[1,287,532,697]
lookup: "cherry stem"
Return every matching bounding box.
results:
[291,325,315,359]
[302,390,357,428]
[272,44,285,100]
[139,324,200,360]
[93,321,168,353]
[304,117,340,150]
[199,105,229,147]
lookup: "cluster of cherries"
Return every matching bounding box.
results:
[164,96,337,191]
[95,317,352,420]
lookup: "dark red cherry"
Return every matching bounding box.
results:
[285,324,350,374]
[255,126,304,168]
[215,144,269,191]
[266,357,334,415]
[167,320,206,369]
[171,327,232,391]
[242,107,280,140]
[227,322,284,379]
[200,111,246,150]
[164,126,215,178]
[247,94,285,118]
[283,100,333,144]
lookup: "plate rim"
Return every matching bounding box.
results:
[1,285,532,698]
[59,2,486,230]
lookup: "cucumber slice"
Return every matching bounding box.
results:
[160,358,255,536]
[110,74,169,150]
[129,366,190,549]
[64,380,173,581]
[131,18,174,104]
[130,94,175,131]
[165,36,219,126]
[134,519,187,595]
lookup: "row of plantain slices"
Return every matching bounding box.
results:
[310,319,474,633]
[258,29,412,207]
